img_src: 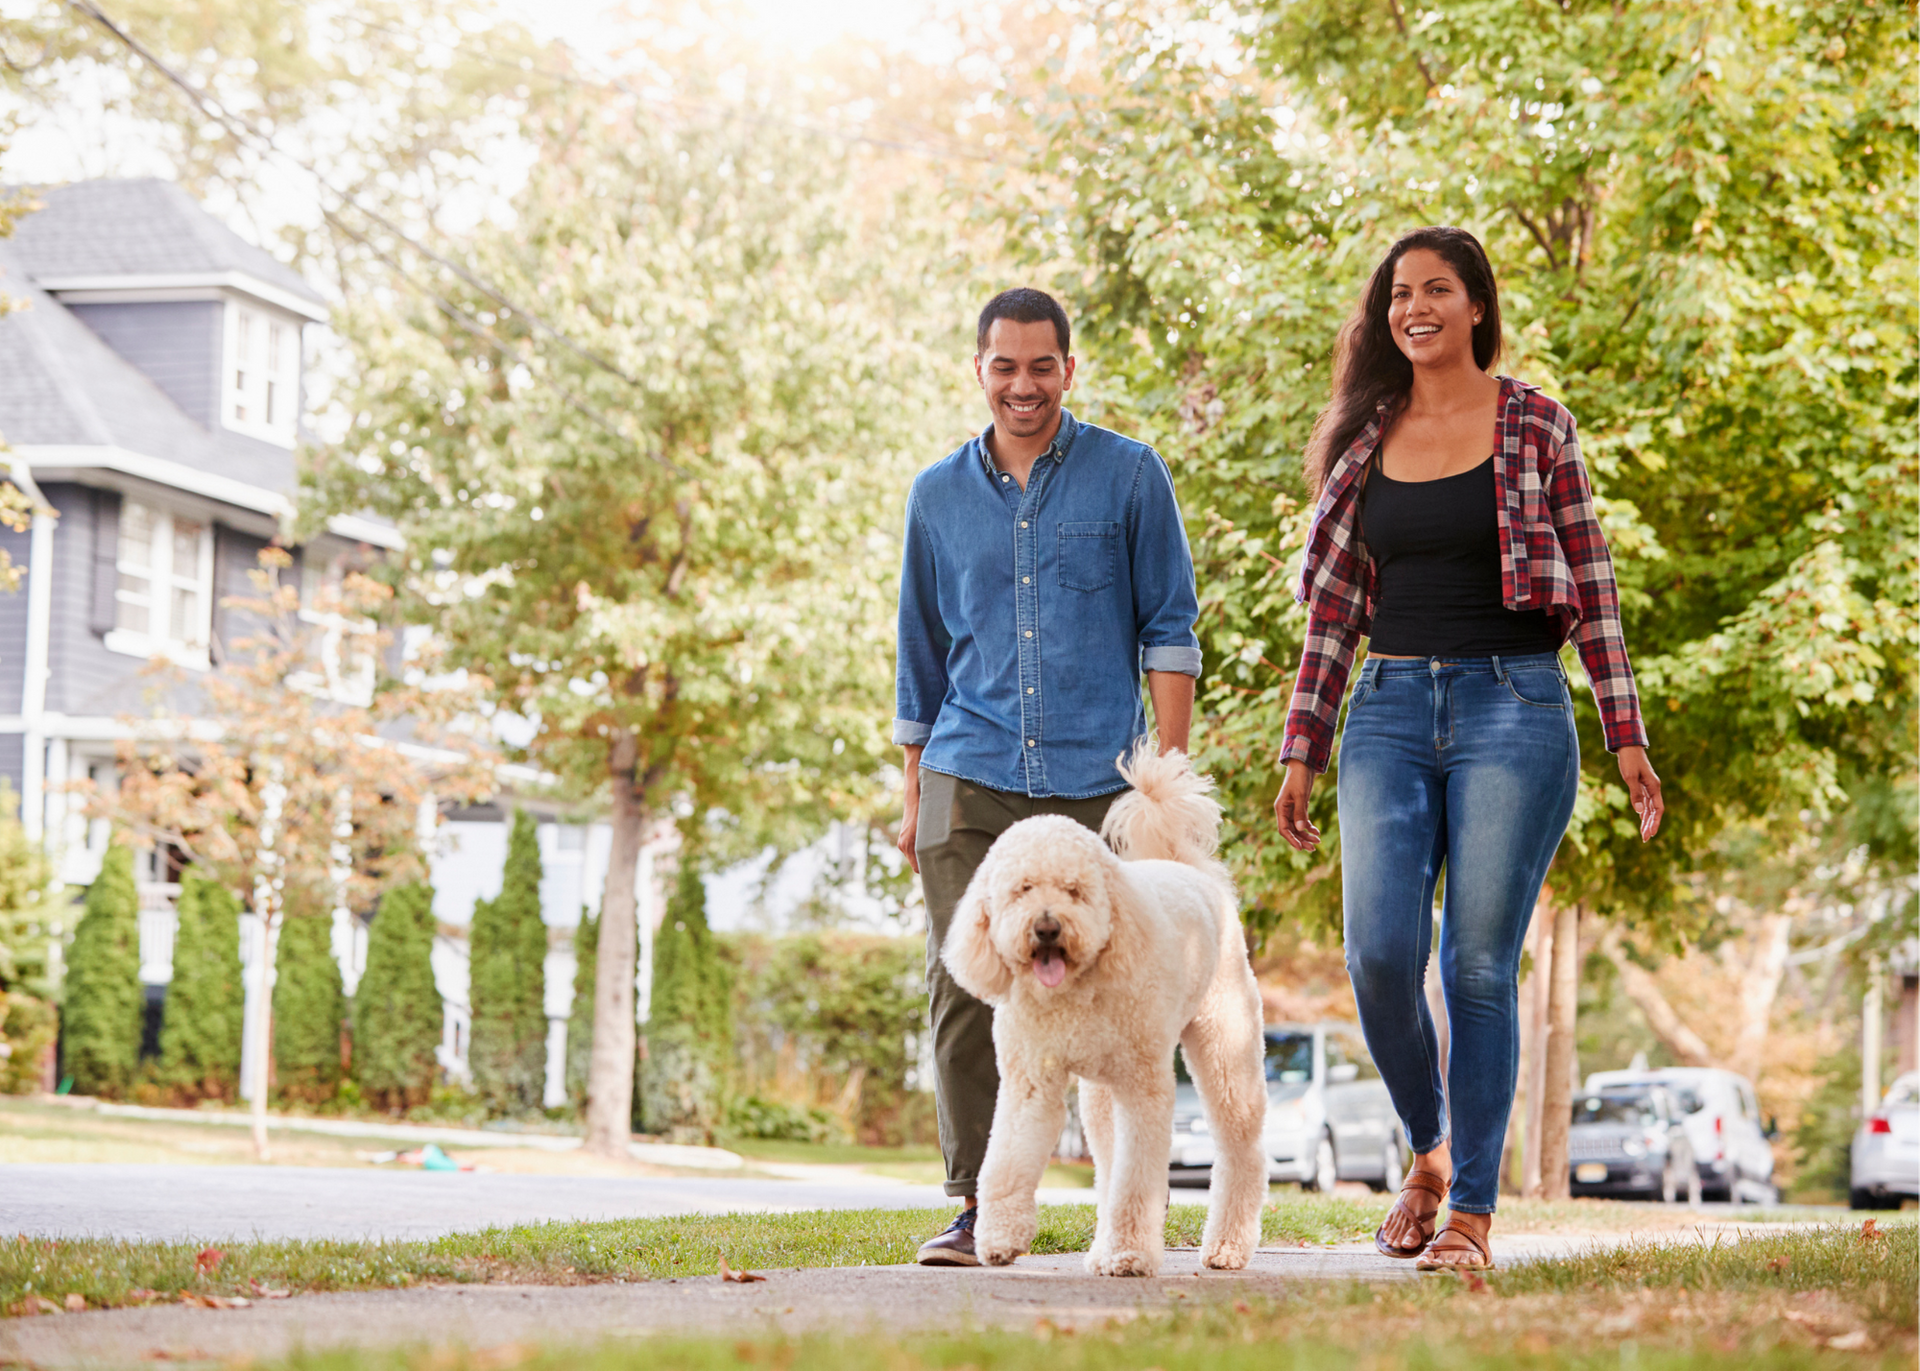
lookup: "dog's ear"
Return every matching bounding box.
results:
[1088,858,1145,984]
[942,863,1014,1004]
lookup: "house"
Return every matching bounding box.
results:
[0,179,661,1104]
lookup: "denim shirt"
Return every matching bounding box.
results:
[893,409,1202,799]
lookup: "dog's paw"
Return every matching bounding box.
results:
[1200,1237,1254,1271]
[974,1209,1035,1267]
[978,1238,1022,1267]
[1092,1247,1161,1278]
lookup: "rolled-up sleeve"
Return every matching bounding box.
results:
[893,481,948,746]
[1130,451,1203,678]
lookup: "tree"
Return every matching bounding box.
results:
[97,552,490,1154]
[469,810,547,1115]
[303,69,967,1155]
[0,779,61,1091]
[998,0,1915,1190]
[59,844,142,1096]
[353,881,442,1111]
[271,883,345,1103]
[158,867,244,1100]
[565,907,597,1113]
[639,858,732,1138]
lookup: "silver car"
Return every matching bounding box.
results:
[1170,1022,1407,1191]
[1586,1067,1779,1203]
[1568,1084,1700,1203]
[1850,1072,1919,1210]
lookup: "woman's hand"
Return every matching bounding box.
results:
[1274,760,1322,851]
[1617,746,1664,843]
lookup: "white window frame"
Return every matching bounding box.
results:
[292,550,378,705]
[221,299,301,447]
[104,499,215,670]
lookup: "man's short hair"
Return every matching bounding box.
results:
[977,288,1071,358]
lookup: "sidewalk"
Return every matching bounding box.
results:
[0,1228,1822,1368]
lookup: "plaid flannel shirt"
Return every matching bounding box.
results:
[1281,377,1649,774]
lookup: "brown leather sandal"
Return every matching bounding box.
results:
[1373,1167,1449,1258]
[1416,1219,1494,1271]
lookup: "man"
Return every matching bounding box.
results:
[894,287,1202,1265]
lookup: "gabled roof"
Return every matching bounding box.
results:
[10,179,328,315]
[0,239,297,492]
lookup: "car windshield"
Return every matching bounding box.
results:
[1575,1092,1660,1127]
[1666,1085,1704,1113]
[1265,1033,1312,1084]
[1887,1077,1920,1107]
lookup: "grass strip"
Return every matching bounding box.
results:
[3,1198,1381,1314]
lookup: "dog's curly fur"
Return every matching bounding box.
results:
[942,743,1268,1277]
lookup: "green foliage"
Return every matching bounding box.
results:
[1790,1041,1863,1204]
[60,845,143,1096]
[271,895,344,1103]
[0,781,58,998]
[639,859,733,1137]
[564,907,596,1112]
[1002,0,1918,940]
[156,868,243,1101]
[727,930,926,1143]
[468,811,547,1116]
[352,882,442,1111]
[721,1093,839,1144]
[0,991,54,1094]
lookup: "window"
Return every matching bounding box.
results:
[1325,1030,1381,1083]
[294,548,377,704]
[108,500,212,664]
[224,303,300,445]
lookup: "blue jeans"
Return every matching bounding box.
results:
[1336,653,1579,1214]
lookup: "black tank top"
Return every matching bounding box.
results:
[1360,455,1561,657]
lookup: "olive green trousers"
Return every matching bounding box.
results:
[916,769,1122,1198]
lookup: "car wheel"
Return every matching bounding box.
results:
[1304,1131,1338,1193]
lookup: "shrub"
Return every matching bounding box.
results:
[0,991,55,1094]
[272,890,345,1103]
[469,810,547,1115]
[353,882,442,1111]
[639,859,732,1138]
[722,1093,841,1144]
[157,868,243,1100]
[565,907,596,1112]
[60,844,143,1096]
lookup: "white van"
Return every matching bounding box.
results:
[1584,1067,1778,1203]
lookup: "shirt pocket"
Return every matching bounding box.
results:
[1058,520,1120,593]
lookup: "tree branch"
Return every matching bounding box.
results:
[1382,0,1439,93]
[1600,925,1716,1067]
[1507,203,1562,270]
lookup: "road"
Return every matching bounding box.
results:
[1,1164,1094,1242]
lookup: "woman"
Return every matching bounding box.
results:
[1272,226,1663,1272]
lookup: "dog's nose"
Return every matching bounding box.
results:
[1033,913,1061,945]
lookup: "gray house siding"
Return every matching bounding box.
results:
[0,520,28,715]
[213,524,272,655]
[66,302,221,430]
[44,483,139,718]
[0,733,21,798]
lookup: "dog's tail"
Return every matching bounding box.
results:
[1100,739,1222,869]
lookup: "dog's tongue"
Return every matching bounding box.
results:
[1032,949,1066,987]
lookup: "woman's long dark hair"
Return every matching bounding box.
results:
[1303,226,1504,495]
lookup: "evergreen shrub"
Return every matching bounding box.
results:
[565,907,596,1112]
[60,844,143,1096]
[639,858,732,1138]
[272,891,345,1102]
[353,881,442,1111]
[158,868,243,1100]
[468,810,547,1114]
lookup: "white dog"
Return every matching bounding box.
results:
[942,743,1268,1277]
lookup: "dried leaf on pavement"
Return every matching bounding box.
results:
[717,1256,767,1283]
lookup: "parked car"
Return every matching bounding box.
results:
[1850,1072,1920,1210]
[1567,1084,1700,1203]
[1170,1023,1406,1191]
[1586,1067,1778,1203]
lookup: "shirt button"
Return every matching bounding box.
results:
[1020,521,1028,528]
[1027,739,1035,747]
[1022,576,1030,584]
[1027,687,1034,695]
[1024,630,1033,638]
[1000,474,1009,482]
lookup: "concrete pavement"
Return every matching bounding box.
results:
[1,1164,1095,1242]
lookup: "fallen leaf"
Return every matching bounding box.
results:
[1232,1300,1253,1315]
[1766,1257,1791,1272]
[1458,1269,1489,1294]
[1827,1331,1872,1351]
[1858,1220,1882,1243]
[194,1247,225,1275]
[65,1293,88,1312]
[1784,1310,1814,1326]
[717,1256,766,1284]
[179,1293,252,1311]
[13,1295,61,1316]
[126,1288,166,1304]
[247,1280,291,1300]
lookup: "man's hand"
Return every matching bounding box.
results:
[898,744,923,873]
[1617,746,1664,843]
[1146,670,1195,755]
[1274,760,1321,851]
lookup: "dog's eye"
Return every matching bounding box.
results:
[1017,881,1033,895]
[1064,883,1083,900]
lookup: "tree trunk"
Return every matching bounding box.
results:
[1730,913,1793,1082]
[1521,909,1553,1197]
[1504,904,1543,1195]
[1537,902,1580,1200]
[1598,925,1715,1068]
[583,728,645,1158]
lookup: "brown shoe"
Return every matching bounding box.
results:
[1374,1167,1449,1259]
[1416,1219,1494,1272]
[916,1206,979,1266]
